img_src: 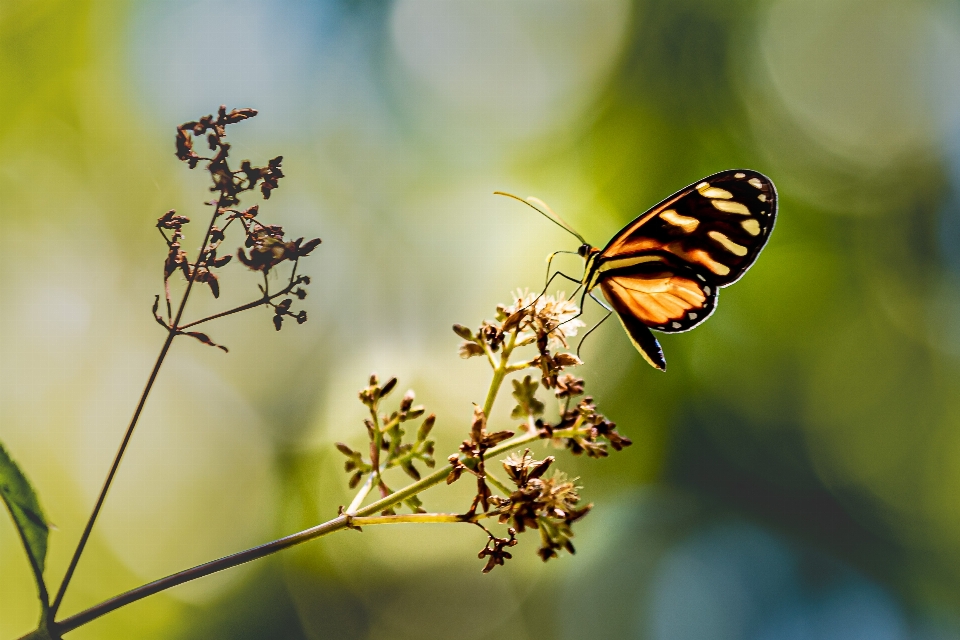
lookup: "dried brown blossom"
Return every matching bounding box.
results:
[158,107,321,345]
[554,374,585,399]
[451,406,514,513]
[491,450,591,561]
[447,454,467,485]
[476,525,518,573]
[497,289,584,350]
[455,290,585,388]
[534,351,583,390]
[540,395,632,458]
[458,342,486,359]
[237,227,322,274]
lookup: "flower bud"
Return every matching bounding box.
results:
[380,377,397,398]
[400,390,415,411]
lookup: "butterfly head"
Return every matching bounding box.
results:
[578,243,600,286]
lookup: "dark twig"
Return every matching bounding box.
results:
[50,192,226,617]
[50,106,320,620]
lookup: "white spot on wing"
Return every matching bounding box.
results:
[672,322,681,329]
[734,172,746,178]
[758,194,767,202]
[748,178,763,189]
[741,218,761,236]
[708,231,749,256]
[712,200,751,215]
[660,209,699,232]
[704,286,711,295]
[701,187,733,199]
[689,312,698,320]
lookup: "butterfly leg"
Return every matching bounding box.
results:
[520,269,583,316]
[527,250,582,308]
[573,290,614,357]
[576,309,612,359]
[543,250,579,288]
[589,290,613,313]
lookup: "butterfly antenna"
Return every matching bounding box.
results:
[494,191,587,245]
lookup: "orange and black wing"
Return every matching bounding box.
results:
[598,263,716,370]
[591,170,776,369]
[597,169,776,288]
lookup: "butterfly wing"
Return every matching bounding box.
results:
[602,281,668,371]
[598,262,719,333]
[590,170,776,368]
[597,169,777,288]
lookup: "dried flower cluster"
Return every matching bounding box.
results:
[155,106,322,348]
[455,289,584,389]
[175,106,280,203]
[476,524,518,573]
[447,406,515,514]
[453,292,631,567]
[492,450,590,561]
[336,290,631,573]
[542,395,632,457]
[336,374,437,515]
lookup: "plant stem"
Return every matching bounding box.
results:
[346,474,375,513]
[177,291,278,330]
[52,427,549,635]
[50,200,224,617]
[351,512,491,526]
[482,328,519,418]
[177,258,301,331]
[483,471,512,496]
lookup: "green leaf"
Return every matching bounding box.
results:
[510,375,544,420]
[0,439,50,603]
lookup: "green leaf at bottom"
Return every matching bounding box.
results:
[0,439,50,603]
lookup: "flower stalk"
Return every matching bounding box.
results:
[41,107,321,635]
[49,426,550,636]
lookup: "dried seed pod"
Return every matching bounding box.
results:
[380,377,397,398]
[453,324,474,340]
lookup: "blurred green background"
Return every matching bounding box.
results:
[3,0,960,638]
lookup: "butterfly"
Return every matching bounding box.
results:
[497,169,777,371]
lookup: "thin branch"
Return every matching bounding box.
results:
[346,471,376,514]
[50,195,226,617]
[483,470,512,497]
[177,294,272,331]
[53,427,551,634]
[350,512,494,526]
[177,260,301,331]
